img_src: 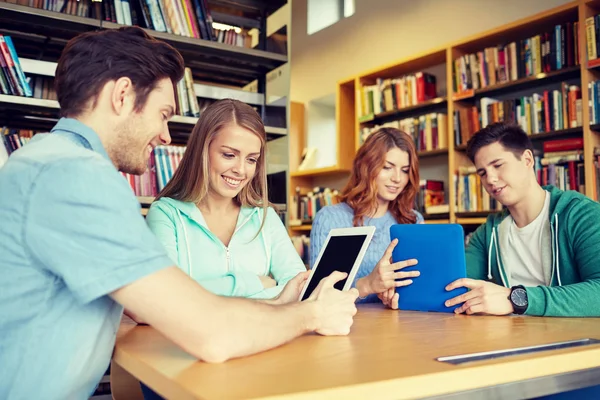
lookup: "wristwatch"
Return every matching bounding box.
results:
[509,285,528,314]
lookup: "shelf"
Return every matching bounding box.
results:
[424,219,449,224]
[358,97,447,125]
[137,196,155,206]
[0,95,285,144]
[0,2,287,87]
[422,212,450,220]
[455,211,497,219]
[454,127,584,152]
[590,123,600,132]
[290,166,351,178]
[452,66,581,101]
[290,224,312,232]
[456,217,488,225]
[418,148,448,158]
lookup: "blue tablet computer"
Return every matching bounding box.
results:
[389,224,468,313]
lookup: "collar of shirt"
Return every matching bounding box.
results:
[50,117,111,162]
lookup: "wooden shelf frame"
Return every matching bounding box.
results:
[328,1,599,229]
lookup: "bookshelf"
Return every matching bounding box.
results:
[0,0,291,216]
[291,0,600,231]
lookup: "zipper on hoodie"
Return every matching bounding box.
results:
[225,247,231,272]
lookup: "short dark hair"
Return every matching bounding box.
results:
[55,26,185,117]
[466,122,533,162]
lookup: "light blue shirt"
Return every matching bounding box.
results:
[310,202,424,303]
[0,118,173,400]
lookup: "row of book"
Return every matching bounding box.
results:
[0,34,31,97]
[454,84,582,146]
[0,127,34,167]
[360,113,448,152]
[122,145,187,197]
[289,186,339,226]
[3,0,230,45]
[414,180,448,215]
[588,80,600,124]
[358,72,438,118]
[585,14,600,62]
[453,22,580,95]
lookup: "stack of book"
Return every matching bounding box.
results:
[454,83,582,146]
[360,113,448,151]
[0,34,31,97]
[358,72,438,118]
[453,22,579,95]
[289,186,339,227]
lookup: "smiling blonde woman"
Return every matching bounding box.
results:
[145,99,306,300]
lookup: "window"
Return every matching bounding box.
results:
[307,0,355,35]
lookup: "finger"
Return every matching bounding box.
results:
[466,303,485,315]
[446,278,482,291]
[445,289,481,307]
[347,287,359,301]
[320,271,349,288]
[394,279,413,287]
[394,270,420,280]
[391,293,399,310]
[391,259,419,271]
[383,239,398,261]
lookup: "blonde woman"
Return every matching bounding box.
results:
[146,99,306,299]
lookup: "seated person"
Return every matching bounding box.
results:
[444,122,600,317]
[145,99,307,300]
[310,128,423,309]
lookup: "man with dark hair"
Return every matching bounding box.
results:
[445,122,600,317]
[0,27,358,399]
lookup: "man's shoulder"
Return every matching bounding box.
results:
[6,133,108,175]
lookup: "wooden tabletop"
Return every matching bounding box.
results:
[113,304,600,399]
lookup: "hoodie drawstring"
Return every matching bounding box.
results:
[554,215,562,286]
[487,230,495,280]
[177,211,193,277]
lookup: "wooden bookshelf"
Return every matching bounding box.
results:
[290,225,312,232]
[0,0,292,217]
[0,1,287,87]
[332,0,599,229]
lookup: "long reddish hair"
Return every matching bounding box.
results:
[340,127,419,226]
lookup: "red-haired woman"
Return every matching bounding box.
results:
[310,128,423,309]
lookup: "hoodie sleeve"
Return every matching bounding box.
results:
[145,201,180,266]
[465,223,489,281]
[248,208,306,299]
[525,199,600,317]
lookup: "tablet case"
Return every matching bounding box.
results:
[390,224,468,313]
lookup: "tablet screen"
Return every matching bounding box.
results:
[301,234,368,301]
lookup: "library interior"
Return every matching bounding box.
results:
[1,0,600,399]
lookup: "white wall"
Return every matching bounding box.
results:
[291,0,573,104]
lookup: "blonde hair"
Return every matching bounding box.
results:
[157,99,269,231]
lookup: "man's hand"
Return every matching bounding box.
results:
[356,239,419,297]
[377,287,399,310]
[271,271,310,305]
[445,278,513,315]
[259,275,277,289]
[308,271,359,336]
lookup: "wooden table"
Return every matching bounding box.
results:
[113,304,600,399]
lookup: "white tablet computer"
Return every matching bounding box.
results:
[299,226,376,301]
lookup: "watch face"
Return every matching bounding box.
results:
[511,288,528,307]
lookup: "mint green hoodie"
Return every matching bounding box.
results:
[146,197,306,299]
[466,186,600,317]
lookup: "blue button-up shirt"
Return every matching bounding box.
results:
[0,118,172,399]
